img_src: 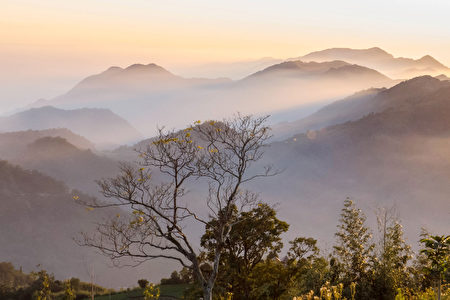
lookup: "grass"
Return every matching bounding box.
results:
[159,284,191,298]
[81,284,192,300]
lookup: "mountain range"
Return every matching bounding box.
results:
[21,48,449,140]
[272,75,449,139]
[294,47,450,79]
[28,58,397,137]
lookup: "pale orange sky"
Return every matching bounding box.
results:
[1,0,450,112]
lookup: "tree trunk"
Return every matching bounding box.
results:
[203,285,213,300]
[438,274,441,300]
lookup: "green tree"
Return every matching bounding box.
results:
[241,236,324,300]
[138,279,149,289]
[248,258,293,300]
[287,238,329,296]
[372,208,412,300]
[420,234,450,300]
[333,198,374,299]
[179,267,194,283]
[201,203,289,300]
[0,262,33,296]
[63,280,75,300]
[143,283,160,300]
[32,271,52,300]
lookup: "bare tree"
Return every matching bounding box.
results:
[79,115,275,300]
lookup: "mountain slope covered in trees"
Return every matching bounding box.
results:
[272,75,448,139]
[0,161,177,288]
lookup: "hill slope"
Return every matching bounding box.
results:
[0,128,94,161]
[0,161,178,288]
[0,161,116,286]
[272,76,448,139]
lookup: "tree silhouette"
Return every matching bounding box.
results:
[79,115,275,300]
[420,234,450,300]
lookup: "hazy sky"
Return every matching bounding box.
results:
[1,0,450,113]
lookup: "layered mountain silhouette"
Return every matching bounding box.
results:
[0,134,119,195]
[272,76,447,139]
[294,47,450,79]
[0,106,142,147]
[53,63,231,101]
[29,61,395,137]
[241,60,393,111]
[0,128,94,161]
[246,60,387,80]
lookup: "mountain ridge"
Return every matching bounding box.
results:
[0,106,142,148]
[295,47,450,78]
[253,76,450,244]
[26,59,396,137]
[272,75,449,139]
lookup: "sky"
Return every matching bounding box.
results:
[1,0,450,113]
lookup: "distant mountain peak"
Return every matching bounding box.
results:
[379,75,440,96]
[28,136,80,153]
[103,66,123,74]
[301,47,394,61]
[419,54,436,61]
[367,46,392,55]
[18,105,113,115]
[392,75,440,87]
[418,55,446,68]
[248,60,351,78]
[123,63,172,74]
[26,105,60,112]
[73,63,176,90]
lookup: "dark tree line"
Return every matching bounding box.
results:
[0,263,110,300]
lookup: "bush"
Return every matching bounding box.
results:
[138,279,149,289]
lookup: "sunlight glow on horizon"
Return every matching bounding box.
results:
[1,0,450,112]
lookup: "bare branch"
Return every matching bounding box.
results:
[79,114,275,299]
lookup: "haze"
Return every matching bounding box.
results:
[1,0,450,290]
[2,0,450,113]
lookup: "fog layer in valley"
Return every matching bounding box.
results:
[1,48,449,288]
